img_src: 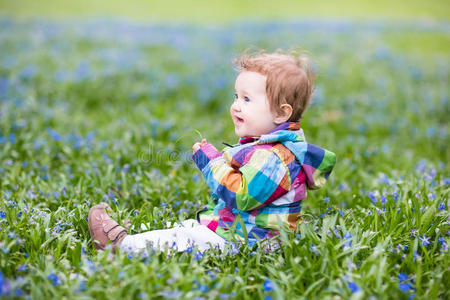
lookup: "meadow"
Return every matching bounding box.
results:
[0,17,449,299]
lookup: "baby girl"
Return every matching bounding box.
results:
[88,50,336,255]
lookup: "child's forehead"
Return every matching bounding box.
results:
[234,71,267,90]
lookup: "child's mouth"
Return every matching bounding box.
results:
[234,116,244,125]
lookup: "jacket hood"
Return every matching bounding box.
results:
[257,122,336,190]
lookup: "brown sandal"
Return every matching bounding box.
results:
[88,203,128,252]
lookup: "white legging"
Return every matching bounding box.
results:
[119,219,233,255]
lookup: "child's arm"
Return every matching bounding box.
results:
[192,143,290,211]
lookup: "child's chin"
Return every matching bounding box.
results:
[235,126,250,138]
[234,128,243,137]
[235,131,246,138]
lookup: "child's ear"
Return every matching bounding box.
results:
[274,104,293,124]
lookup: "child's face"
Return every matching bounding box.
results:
[231,71,279,138]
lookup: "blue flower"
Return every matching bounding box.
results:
[20,65,36,79]
[47,128,62,141]
[380,195,387,204]
[347,281,360,293]
[418,235,430,247]
[8,133,16,144]
[160,290,181,298]
[410,229,418,237]
[398,273,408,282]
[17,264,27,272]
[391,191,399,201]
[343,232,353,248]
[333,228,340,239]
[339,183,349,191]
[47,273,61,286]
[0,271,11,296]
[415,160,427,173]
[52,225,63,235]
[14,288,24,297]
[343,232,352,239]
[368,192,377,204]
[438,202,445,211]
[379,174,390,185]
[196,283,209,293]
[194,252,203,260]
[75,61,90,81]
[0,212,5,219]
[0,77,9,97]
[399,282,412,293]
[263,279,274,292]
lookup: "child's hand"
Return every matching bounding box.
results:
[192,139,207,154]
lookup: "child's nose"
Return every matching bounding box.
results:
[231,100,241,112]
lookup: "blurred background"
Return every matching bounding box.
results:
[0,0,448,186]
[0,0,449,21]
[0,1,448,184]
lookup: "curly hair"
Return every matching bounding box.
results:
[233,49,315,121]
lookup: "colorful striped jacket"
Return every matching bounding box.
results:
[192,122,336,243]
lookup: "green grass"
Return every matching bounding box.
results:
[0,0,449,22]
[0,18,449,299]
[384,32,450,56]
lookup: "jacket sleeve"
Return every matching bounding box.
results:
[302,145,336,190]
[192,143,291,211]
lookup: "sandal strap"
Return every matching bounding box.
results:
[112,230,127,244]
[105,224,120,235]
[105,225,127,241]
[103,219,120,233]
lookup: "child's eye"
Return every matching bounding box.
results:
[234,93,238,100]
[244,96,250,102]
